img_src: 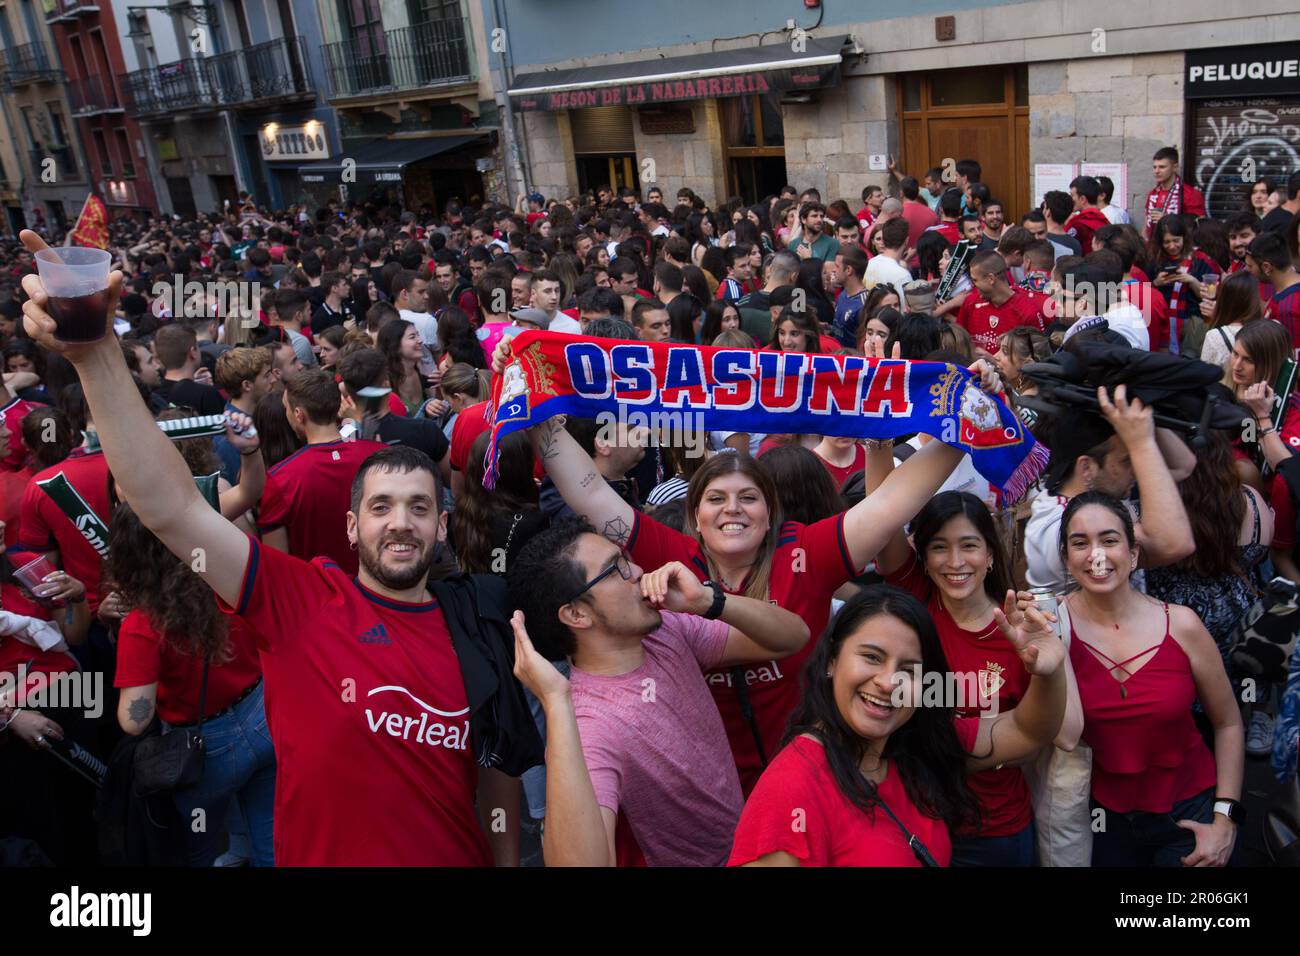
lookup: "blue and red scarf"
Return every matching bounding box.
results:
[485,331,1049,501]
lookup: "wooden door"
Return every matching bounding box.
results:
[898,66,1030,222]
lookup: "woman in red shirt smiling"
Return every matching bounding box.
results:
[875,490,1083,865]
[729,584,1066,866]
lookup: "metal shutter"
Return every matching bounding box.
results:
[570,106,635,154]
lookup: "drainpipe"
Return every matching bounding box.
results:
[489,0,529,202]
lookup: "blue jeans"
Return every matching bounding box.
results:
[1091,787,1214,867]
[169,681,276,867]
[951,822,1036,867]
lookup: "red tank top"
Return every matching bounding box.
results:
[1068,601,1216,813]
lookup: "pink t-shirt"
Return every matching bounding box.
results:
[571,611,741,866]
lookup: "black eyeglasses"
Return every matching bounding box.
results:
[565,552,633,604]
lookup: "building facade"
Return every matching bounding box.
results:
[114,0,336,216]
[0,0,92,232]
[492,0,1300,224]
[44,0,160,220]
[307,0,503,214]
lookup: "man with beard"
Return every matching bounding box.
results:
[17,229,532,865]
[257,367,387,575]
[506,516,809,866]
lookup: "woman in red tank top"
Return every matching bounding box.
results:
[1059,492,1244,867]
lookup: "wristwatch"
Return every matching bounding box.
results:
[1213,798,1245,825]
[700,580,727,620]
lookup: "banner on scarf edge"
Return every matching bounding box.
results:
[485,331,1049,500]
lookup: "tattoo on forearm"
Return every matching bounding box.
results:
[128,696,152,727]
[537,424,561,461]
[579,471,597,488]
[603,516,632,547]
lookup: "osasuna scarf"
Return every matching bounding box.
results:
[1147,177,1186,225]
[485,331,1049,501]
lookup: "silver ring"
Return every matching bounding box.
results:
[35,735,45,745]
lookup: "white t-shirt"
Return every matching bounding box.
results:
[1024,488,1069,592]
[400,309,439,346]
[709,431,764,457]
[1102,301,1150,350]
[1101,204,1132,226]
[548,313,582,334]
[864,255,913,301]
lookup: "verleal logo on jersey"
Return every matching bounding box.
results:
[363,684,470,751]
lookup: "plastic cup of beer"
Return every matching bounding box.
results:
[1202,273,1220,300]
[14,554,66,608]
[34,246,113,343]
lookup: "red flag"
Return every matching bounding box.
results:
[70,193,109,249]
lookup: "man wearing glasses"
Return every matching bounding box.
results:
[506,517,810,867]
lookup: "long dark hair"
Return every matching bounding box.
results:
[1171,431,1248,579]
[350,276,373,317]
[451,430,538,573]
[1209,271,1262,329]
[700,299,738,344]
[107,501,229,659]
[786,586,982,831]
[666,294,702,343]
[909,491,1012,602]
[437,306,487,369]
[377,317,415,392]
[254,385,303,468]
[761,444,843,525]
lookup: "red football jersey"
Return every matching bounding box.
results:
[223,538,489,866]
[257,438,388,576]
[18,450,111,610]
[956,288,1046,354]
[1,396,41,472]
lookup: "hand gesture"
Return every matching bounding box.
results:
[1097,384,1154,448]
[1242,381,1276,420]
[491,335,514,375]
[1199,296,1215,319]
[19,230,123,358]
[510,611,570,705]
[795,242,813,260]
[224,411,260,455]
[1176,817,1235,867]
[194,366,214,387]
[423,398,451,418]
[887,155,898,172]
[32,569,84,606]
[992,589,1064,677]
[97,590,128,623]
[641,561,710,615]
[968,357,1004,394]
[10,709,64,750]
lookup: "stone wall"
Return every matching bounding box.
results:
[1029,53,1184,215]
[630,100,727,205]
[520,110,578,200]
[783,75,896,205]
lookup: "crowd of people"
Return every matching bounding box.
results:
[0,146,1298,868]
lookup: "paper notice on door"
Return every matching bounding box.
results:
[1033,164,1078,207]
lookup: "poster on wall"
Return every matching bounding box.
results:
[1079,162,1128,209]
[1192,97,1300,221]
[1033,164,1077,207]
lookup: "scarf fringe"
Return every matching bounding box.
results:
[1001,440,1050,505]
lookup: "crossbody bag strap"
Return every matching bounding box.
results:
[195,656,211,737]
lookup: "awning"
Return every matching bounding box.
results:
[298,134,486,184]
[508,35,848,112]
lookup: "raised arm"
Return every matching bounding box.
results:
[510,612,614,867]
[966,591,1068,773]
[863,441,915,577]
[218,413,265,521]
[530,416,637,547]
[843,439,961,572]
[1099,386,1195,568]
[20,231,250,609]
[638,561,809,666]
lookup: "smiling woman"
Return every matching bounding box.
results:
[729,583,1067,867]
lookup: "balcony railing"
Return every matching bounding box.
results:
[68,73,121,115]
[29,145,78,181]
[119,36,313,117]
[321,16,472,100]
[44,0,100,22]
[2,42,66,88]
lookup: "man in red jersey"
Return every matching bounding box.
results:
[1066,176,1111,254]
[258,368,387,575]
[957,252,1047,355]
[18,230,538,866]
